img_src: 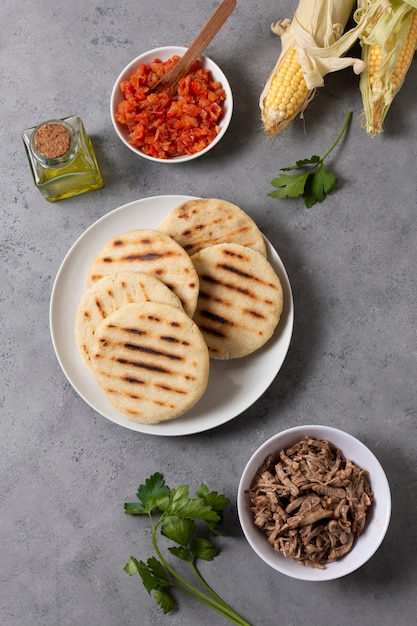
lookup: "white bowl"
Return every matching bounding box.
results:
[110,46,233,163]
[237,425,391,581]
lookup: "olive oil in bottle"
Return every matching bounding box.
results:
[22,116,103,202]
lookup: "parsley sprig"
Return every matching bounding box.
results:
[124,473,251,625]
[268,111,352,208]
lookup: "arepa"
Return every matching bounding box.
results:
[157,198,267,257]
[191,243,283,359]
[90,301,210,424]
[87,229,199,317]
[75,271,183,369]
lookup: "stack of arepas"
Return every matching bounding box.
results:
[75,198,284,424]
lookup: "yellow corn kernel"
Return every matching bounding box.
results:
[261,44,312,137]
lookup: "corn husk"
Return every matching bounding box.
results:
[358,0,417,135]
[260,0,388,135]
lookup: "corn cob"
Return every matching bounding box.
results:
[260,22,313,137]
[260,0,386,137]
[359,0,417,135]
[261,40,311,135]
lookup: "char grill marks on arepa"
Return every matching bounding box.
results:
[75,271,183,370]
[86,229,200,317]
[90,301,209,423]
[191,243,283,359]
[157,198,267,257]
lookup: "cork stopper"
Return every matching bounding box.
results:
[33,122,72,158]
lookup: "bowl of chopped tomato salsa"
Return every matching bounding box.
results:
[110,46,233,162]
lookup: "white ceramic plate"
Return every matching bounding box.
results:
[50,195,294,436]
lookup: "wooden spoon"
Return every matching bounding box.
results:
[149,0,236,96]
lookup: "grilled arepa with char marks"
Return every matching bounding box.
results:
[191,243,283,359]
[157,198,267,257]
[75,271,183,370]
[87,229,199,317]
[90,301,210,423]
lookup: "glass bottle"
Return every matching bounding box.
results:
[22,116,103,202]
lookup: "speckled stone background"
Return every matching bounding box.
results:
[2,1,417,625]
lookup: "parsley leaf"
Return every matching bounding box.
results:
[196,484,230,515]
[305,163,338,207]
[269,171,310,199]
[196,484,230,533]
[269,111,352,208]
[156,484,221,523]
[154,589,176,615]
[190,537,218,561]
[125,556,176,613]
[162,515,196,547]
[124,472,170,515]
[123,473,251,625]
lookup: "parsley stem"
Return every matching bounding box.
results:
[151,515,251,625]
[170,579,247,625]
[321,111,352,163]
[191,561,233,609]
[191,562,251,625]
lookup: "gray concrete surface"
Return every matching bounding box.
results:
[2,1,416,625]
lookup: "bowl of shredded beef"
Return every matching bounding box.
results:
[237,425,391,581]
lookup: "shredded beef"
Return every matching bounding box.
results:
[247,436,374,569]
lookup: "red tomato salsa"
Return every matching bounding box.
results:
[115,56,227,159]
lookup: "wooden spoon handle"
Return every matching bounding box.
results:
[152,0,236,94]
